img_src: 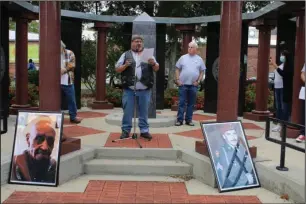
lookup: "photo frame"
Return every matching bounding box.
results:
[200,120,260,193]
[8,110,64,187]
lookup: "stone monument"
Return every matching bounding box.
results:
[132,12,156,118]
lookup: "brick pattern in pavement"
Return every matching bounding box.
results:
[105,133,173,148]
[63,125,105,138]
[3,181,262,203]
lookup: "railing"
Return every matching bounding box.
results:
[265,117,305,171]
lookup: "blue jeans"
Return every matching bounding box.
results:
[274,88,284,120]
[122,88,151,133]
[61,84,77,120]
[282,102,291,122]
[177,85,197,123]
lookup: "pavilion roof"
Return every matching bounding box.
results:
[9,1,288,25]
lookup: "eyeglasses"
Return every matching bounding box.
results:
[35,134,55,147]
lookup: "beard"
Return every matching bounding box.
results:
[34,148,51,161]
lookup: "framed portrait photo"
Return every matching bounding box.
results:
[200,121,260,193]
[8,111,64,187]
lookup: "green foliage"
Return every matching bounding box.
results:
[245,83,274,112]
[80,36,97,95]
[28,70,39,86]
[81,35,123,95]
[106,86,122,107]
[9,77,39,106]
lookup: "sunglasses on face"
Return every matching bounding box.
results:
[34,134,55,147]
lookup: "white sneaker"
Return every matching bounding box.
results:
[271,124,281,132]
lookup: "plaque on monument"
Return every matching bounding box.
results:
[132,12,156,118]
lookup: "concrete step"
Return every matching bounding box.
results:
[84,159,192,176]
[95,148,179,160]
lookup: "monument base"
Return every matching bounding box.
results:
[10,105,39,115]
[91,100,114,109]
[243,111,273,122]
[195,141,257,158]
[60,137,81,156]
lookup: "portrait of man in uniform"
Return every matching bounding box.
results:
[9,112,63,186]
[201,121,260,192]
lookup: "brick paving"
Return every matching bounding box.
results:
[192,114,217,121]
[175,129,258,140]
[105,133,173,148]
[63,125,105,137]
[3,181,261,203]
[67,111,109,119]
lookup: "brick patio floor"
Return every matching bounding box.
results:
[3,181,262,203]
[104,133,173,148]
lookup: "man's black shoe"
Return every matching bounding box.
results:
[175,121,183,126]
[120,131,130,139]
[186,121,195,126]
[140,132,152,140]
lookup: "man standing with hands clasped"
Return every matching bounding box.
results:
[175,41,206,126]
[115,35,159,140]
[60,41,82,124]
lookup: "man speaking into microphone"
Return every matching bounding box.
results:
[115,35,159,140]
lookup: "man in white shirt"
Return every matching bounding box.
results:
[60,41,82,124]
[174,41,206,126]
[115,35,159,140]
[296,63,305,142]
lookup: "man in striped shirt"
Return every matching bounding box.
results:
[61,41,82,124]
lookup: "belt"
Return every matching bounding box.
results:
[136,88,149,91]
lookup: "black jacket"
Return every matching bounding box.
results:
[277,67,293,103]
[121,50,154,89]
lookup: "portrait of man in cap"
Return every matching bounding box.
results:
[202,122,260,192]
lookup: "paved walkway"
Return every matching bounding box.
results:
[1,107,304,203]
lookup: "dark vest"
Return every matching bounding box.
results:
[121,50,154,89]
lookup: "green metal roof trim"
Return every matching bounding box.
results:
[13,1,285,24]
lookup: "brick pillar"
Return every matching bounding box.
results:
[288,13,305,138]
[11,17,31,112]
[244,23,274,121]
[91,22,113,109]
[217,1,242,121]
[175,25,195,54]
[196,2,257,158]
[39,2,61,111]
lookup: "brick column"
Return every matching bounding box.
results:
[39,2,61,111]
[91,22,113,109]
[196,1,257,159]
[11,17,31,112]
[244,22,274,121]
[217,1,242,121]
[288,13,305,138]
[175,25,195,54]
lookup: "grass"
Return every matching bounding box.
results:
[9,43,39,63]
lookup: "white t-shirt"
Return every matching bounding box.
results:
[176,54,206,85]
[274,63,284,89]
[61,53,69,85]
